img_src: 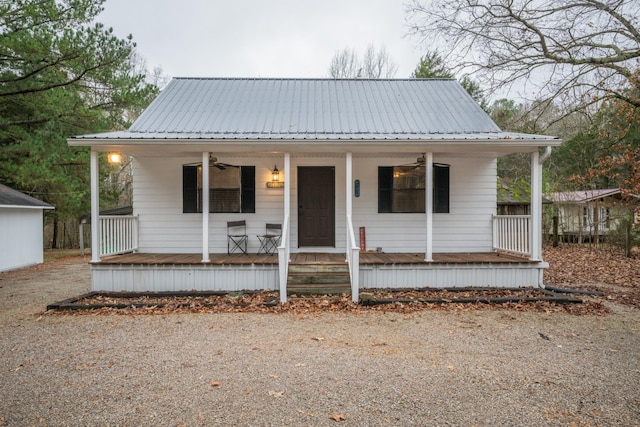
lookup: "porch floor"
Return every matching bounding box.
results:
[97,251,534,266]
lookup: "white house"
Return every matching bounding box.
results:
[0,183,54,272]
[548,188,631,242]
[69,78,561,302]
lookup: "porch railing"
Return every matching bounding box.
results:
[346,214,360,303]
[278,214,290,303]
[492,215,530,256]
[99,215,138,256]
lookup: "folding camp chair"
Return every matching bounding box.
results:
[257,223,282,255]
[227,220,248,255]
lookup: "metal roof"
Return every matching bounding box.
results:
[73,78,557,141]
[0,183,54,209]
[549,189,622,203]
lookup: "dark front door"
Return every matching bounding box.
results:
[298,166,335,247]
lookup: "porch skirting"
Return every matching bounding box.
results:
[91,263,279,293]
[90,252,547,292]
[360,262,548,289]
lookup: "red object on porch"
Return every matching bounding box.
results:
[359,227,366,251]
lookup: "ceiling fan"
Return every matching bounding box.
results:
[209,156,238,170]
[397,155,426,169]
[183,155,239,170]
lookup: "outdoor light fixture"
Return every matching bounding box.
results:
[266,164,284,188]
[107,152,122,164]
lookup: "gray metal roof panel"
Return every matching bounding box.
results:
[73,78,558,141]
[128,78,502,135]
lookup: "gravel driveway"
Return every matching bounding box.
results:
[1,256,639,426]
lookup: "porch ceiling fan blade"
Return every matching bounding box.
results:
[398,155,427,169]
[209,156,239,170]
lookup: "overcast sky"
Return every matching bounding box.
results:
[98,0,424,80]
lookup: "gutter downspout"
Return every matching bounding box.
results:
[539,146,552,164]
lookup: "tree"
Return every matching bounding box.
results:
[568,95,640,197]
[411,51,488,110]
[411,51,452,79]
[0,0,157,247]
[329,44,398,78]
[489,99,520,130]
[407,0,640,117]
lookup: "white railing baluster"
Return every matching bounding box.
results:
[346,215,360,303]
[99,215,139,256]
[492,215,531,257]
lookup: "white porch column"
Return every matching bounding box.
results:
[425,152,433,262]
[346,152,352,242]
[202,152,210,262]
[279,152,291,304]
[284,152,291,253]
[90,150,100,262]
[530,151,542,261]
[346,152,360,302]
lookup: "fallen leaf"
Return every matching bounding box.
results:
[210,381,221,387]
[329,414,346,422]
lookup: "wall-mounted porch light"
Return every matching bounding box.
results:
[107,152,122,164]
[266,164,284,188]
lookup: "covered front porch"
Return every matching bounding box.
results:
[86,147,546,302]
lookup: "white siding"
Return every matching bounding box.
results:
[352,156,496,253]
[0,208,45,272]
[132,154,497,254]
[133,155,290,254]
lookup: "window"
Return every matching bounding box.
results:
[582,207,590,226]
[603,207,610,228]
[183,165,255,213]
[378,164,449,213]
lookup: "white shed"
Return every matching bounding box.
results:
[0,183,54,272]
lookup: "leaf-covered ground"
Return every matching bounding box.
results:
[63,287,605,317]
[544,244,640,308]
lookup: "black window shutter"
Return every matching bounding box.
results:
[183,165,199,213]
[433,164,450,213]
[240,166,255,213]
[378,167,393,213]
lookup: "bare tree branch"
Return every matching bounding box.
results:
[407,0,640,123]
[329,44,398,78]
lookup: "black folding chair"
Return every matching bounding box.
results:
[227,220,248,255]
[257,223,282,255]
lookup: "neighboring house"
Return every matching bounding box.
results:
[548,188,629,242]
[69,78,560,302]
[497,187,551,216]
[0,183,54,272]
